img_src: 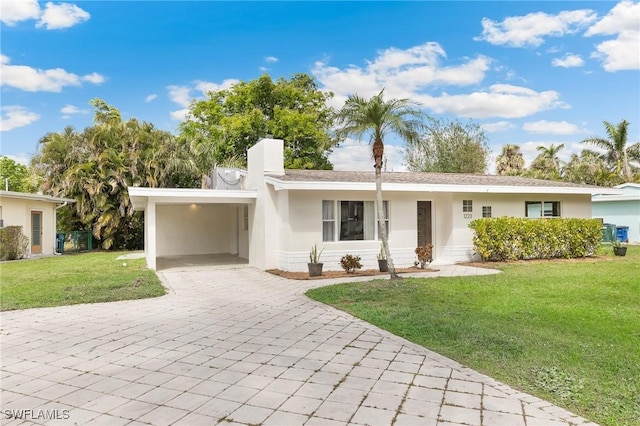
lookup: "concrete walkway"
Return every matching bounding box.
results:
[0,265,597,426]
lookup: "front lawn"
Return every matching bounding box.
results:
[306,246,640,426]
[1,252,165,311]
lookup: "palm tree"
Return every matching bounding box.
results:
[495,144,525,175]
[535,143,565,170]
[582,120,640,181]
[335,90,426,279]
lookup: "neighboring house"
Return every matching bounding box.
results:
[0,191,75,256]
[130,138,620,271]
[592,183,640,243]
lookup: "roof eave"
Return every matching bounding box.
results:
[265,178,620,195]
[127,187,257,211]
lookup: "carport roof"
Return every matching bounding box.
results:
[128,187,257,211]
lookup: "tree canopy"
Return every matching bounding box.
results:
[405,118,489,173]
[0,157,33,192]
[32,99,197,249]
[179,73,338,183]
[494,119,640,186]
[581,119,640,181]
[495,144,526,176]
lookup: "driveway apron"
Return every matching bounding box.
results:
[1,266,597,425]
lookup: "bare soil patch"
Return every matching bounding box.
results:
[267,267,438,280]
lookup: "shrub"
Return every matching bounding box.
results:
[469,217,601,261]
[415,243,433,268]
[0,226,30,261]
[340,254,362,273]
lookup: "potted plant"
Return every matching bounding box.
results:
[612,240,627,256]
[340,254,362,273]
[308,243,324,277]
[415,243,433,268]
[377,245,388,272]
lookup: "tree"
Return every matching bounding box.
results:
[405,118,489,173]
[536,143,565,170]
[0,157,32,192]
[335,90,427,279]
[32,99,197,249]
[526,143,565,180]
[495,144,525,175]
[563,150,623,186]
[180,73,338,184]
[582,119,640,181]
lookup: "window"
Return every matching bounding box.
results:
[482,206,492,218]
[243,206,249,230]
[322,200,335,242]
[378,201,389,240]
[463,200,473,213]
[323,200,388,241]
[525,201,561,218]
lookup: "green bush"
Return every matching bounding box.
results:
[0,226,30,261]
[469,217,602,261]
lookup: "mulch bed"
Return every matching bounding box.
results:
[266,267,438,280]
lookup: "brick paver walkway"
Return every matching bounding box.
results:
[1,265,598,425]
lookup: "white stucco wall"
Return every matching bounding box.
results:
[247,138,284,270]
[275,190,593,272]
[277,190,454,271]
[237,206,250,259]
[0,197,58,256]
[155,204,236,256]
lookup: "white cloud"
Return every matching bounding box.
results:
[0,0,40,25]
[60,104,87,115]
[312,42,493,111]
[145,94,158,103]
[481,121,515,132]
[523,120,582,135]
[82,72,105,84]
[314,43,568,118]
[167,85,191,120]
[585,1,639,36]
[0,106,40,131]
[194,79,239,94]
[4,154,30,166]
[414,84,568,119]
[0,0,89,29]
[585,1,640,71]
[265,56,279,63]
[36,2,90,29]
[551,53,585,68]
[328,138,407,172]
[0,55,104,92]
[475,9,597,47]
[167,85,191,107]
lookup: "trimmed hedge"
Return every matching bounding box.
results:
[0,226,30,261]
[469,217,602,261]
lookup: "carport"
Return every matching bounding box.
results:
[129,187,257,270]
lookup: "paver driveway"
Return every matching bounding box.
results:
[1,265,597,426]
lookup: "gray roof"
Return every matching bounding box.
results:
[276,169,602,189]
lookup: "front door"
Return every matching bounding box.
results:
[31,211,42,254]
[417,201,432,247]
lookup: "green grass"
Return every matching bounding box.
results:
[307,246,640,426]
[1,251,165,311]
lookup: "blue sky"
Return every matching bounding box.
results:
[2,0,639,172]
